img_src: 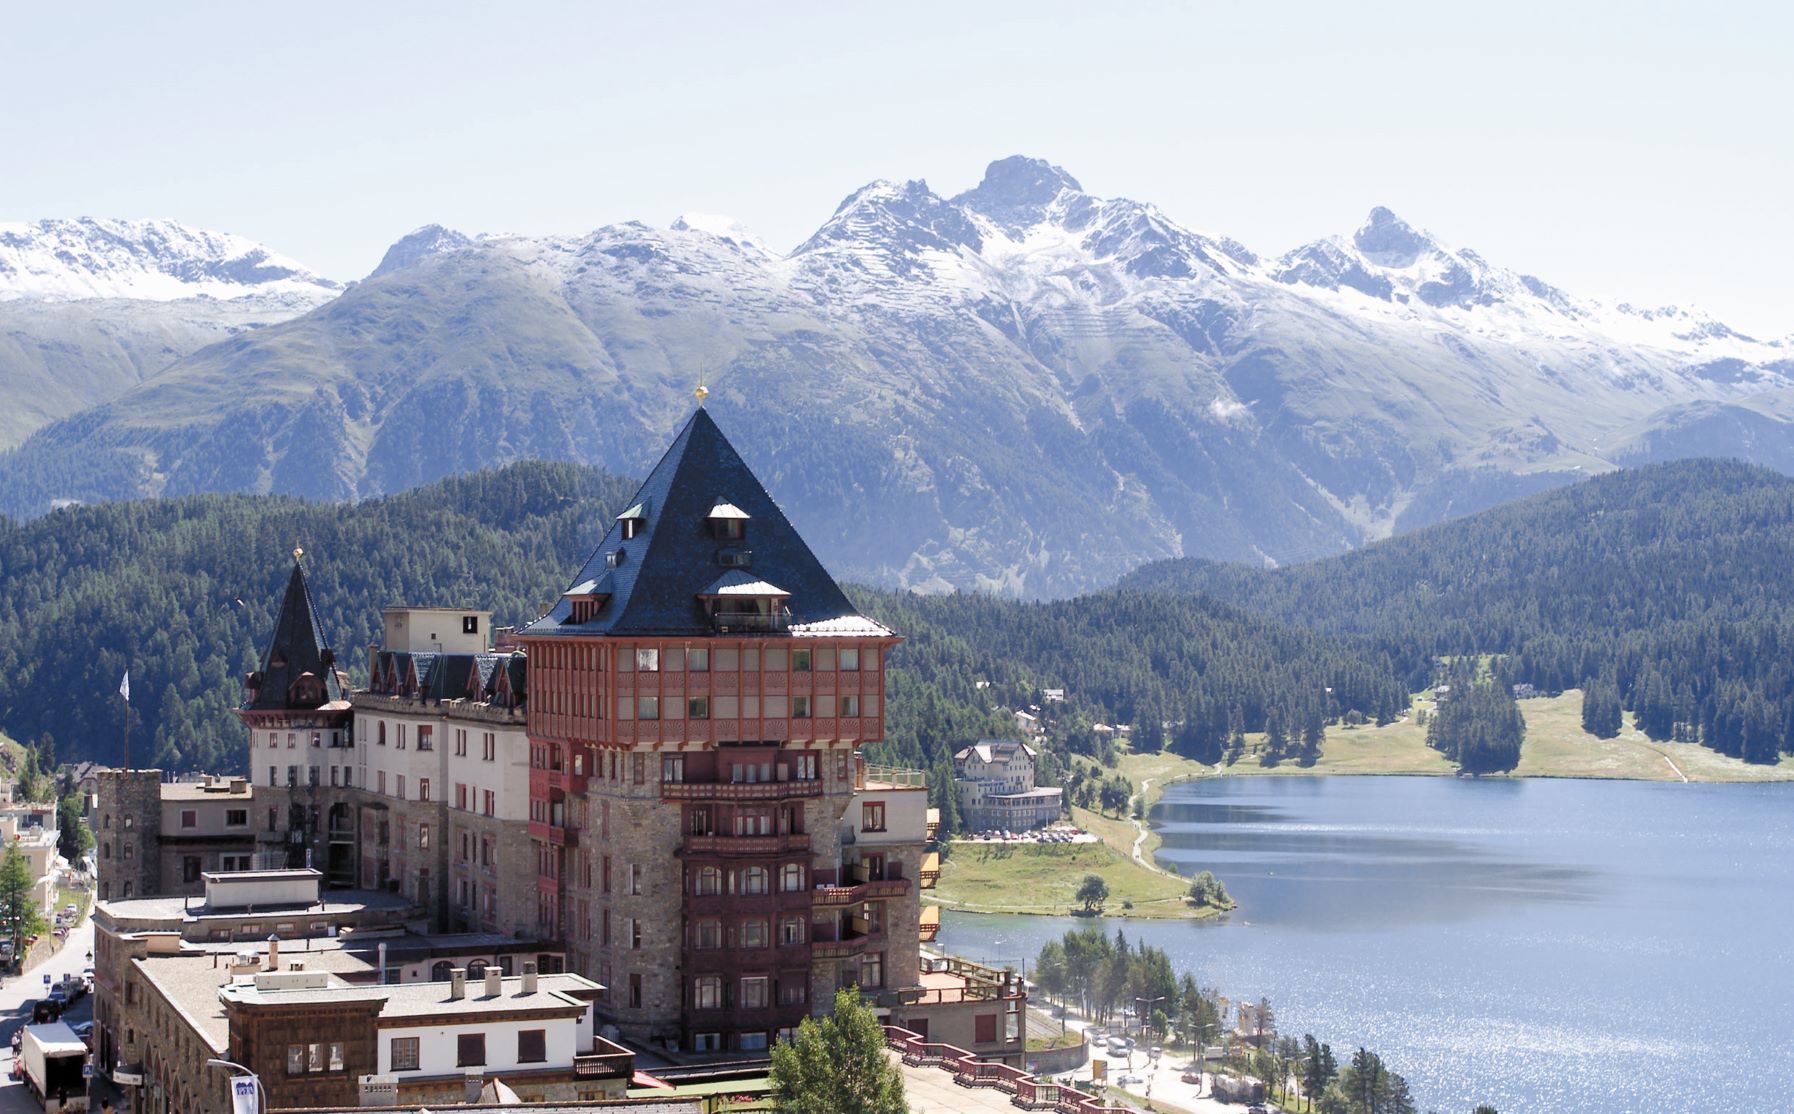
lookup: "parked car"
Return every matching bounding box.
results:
[71,1021,95,1050]
[1182,1070,1203,1084]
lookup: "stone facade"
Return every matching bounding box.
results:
[95,768,164,901]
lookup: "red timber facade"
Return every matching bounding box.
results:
[518,407,912,1053]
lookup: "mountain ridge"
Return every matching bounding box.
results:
[3,156,1791,597]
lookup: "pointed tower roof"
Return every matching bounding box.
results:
[523,408,888,638]
[244,560,346,710]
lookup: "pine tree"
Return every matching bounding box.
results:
[769,988,907,1114]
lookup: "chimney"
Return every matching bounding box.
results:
[450,968,467,1000]
[378,942,388,985]
[266,934,280,972]
[522,961,538,995]
[484,967,503,998]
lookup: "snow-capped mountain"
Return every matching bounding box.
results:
[3,158,1789,596]
[0,217,341,302]
[0,218,344,449]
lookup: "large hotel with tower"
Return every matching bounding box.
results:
[95,403,1022,1079]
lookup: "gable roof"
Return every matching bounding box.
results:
[522,408,887,639]
[244,562,345,711]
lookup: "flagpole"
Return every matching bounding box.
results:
[120,668,131,772]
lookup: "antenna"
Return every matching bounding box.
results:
[695,365,708,408]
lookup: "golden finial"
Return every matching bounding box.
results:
[694,369,709,409]
[294,544,305,563]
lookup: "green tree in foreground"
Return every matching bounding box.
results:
[769,987,906,1114]
[58,789,94,864]
[1076,872,1110,913]
[0,844,47,950]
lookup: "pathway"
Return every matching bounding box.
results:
[1651,747,1690,782]
[1,912,96,1113]
[1128,778,1170,876]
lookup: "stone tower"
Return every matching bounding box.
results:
[95,768,164,901]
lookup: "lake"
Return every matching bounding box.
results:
[937,776,1794,1113]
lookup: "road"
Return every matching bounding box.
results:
[0,915,96,1113]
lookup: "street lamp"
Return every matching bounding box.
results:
[205,1057,265,1114]
[1132,996,1166,1071]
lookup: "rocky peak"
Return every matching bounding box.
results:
[952,155,1084,234]
[1352,207,1434,267]
[368,224,473,280]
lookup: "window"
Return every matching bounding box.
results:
[839,647,861,671]
[628,863,642,896]
[636,648,660,672]
[457,1033,486,1067]
[329,1043,344,1071]
[792,649,812,672]
[792,695,810,719]
[740,1031,769,1051]
[687,647,709,672]
[780,981,807,1005]
[633,754,645,785]
[742,866,769,895]
[780,863,805,892]
[865,900,884,936]
[688,696,709,720]
[638,696,660,720]
[484,790,495,817]
[975,1013,997,1044]
[780,915,806,946]
[517,1029,546,1064]
[741,976,769,1009]
[661,756,684,783]
[841,694,860,717]
[483,732,496,761]
[378,771,387,795]
[862,802,886,832]
[794,754,817,780]
[463,615,479,635]
[269,765,277,787]
[735,811,771,836]
[697,866,722,896]
[861,951,884,990]
[456,784,467,810]
[396,775,406,800]
[629,973,643,1009]
[419,824,430,850]
[377,722,387,745]
[693,1032,721,1052]
[287,765,298,787]
[741,919,768,948]
[455,730,468,757]
[695,975,721,1009]
[288,1045,306,1075]
[180,809,197,829]
[419,778,430,802]
[183,857,201,884]
[417,725,433,751]
[695,919,722,949]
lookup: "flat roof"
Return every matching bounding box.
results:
[134,954,237,1052]
[98,888,412,921]
[221,972,601,1020]
[160,781,252,801]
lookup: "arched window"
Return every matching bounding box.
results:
[696,867,722,896]
[780,863,805,892]
[431,961,453,982]
[102,842,111,860]
[467,959,489,979]
[743,866,769,895]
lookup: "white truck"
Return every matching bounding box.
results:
[19,1022,88,1111]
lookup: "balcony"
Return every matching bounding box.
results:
[920,851,940,888]
[328,827,356,844]
[919,905,940,942]
[681,832,813,857]
[710,609,789,634]
[529,821,576,847]
[661,779,824,802]
[813,878,910,907]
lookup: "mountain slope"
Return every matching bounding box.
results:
[3,159,1790,595]
[0,218,343,448]
[1120,458,1794,761]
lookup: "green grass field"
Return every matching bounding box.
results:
[933,840,1215,920]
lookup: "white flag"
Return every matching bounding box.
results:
[119,670,130,703]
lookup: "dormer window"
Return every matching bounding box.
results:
[606,550,626,568]
[700,571,789,633]
[707,499,750,540]
[617,500,649,541]
[562,574,613,625]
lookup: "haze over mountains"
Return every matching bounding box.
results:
[3,158,1790,596]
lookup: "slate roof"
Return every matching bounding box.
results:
[370,649,526,706]
[523,408,887,639]
[244,562,345,711]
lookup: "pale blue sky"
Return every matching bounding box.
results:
[5,1,1789,334]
